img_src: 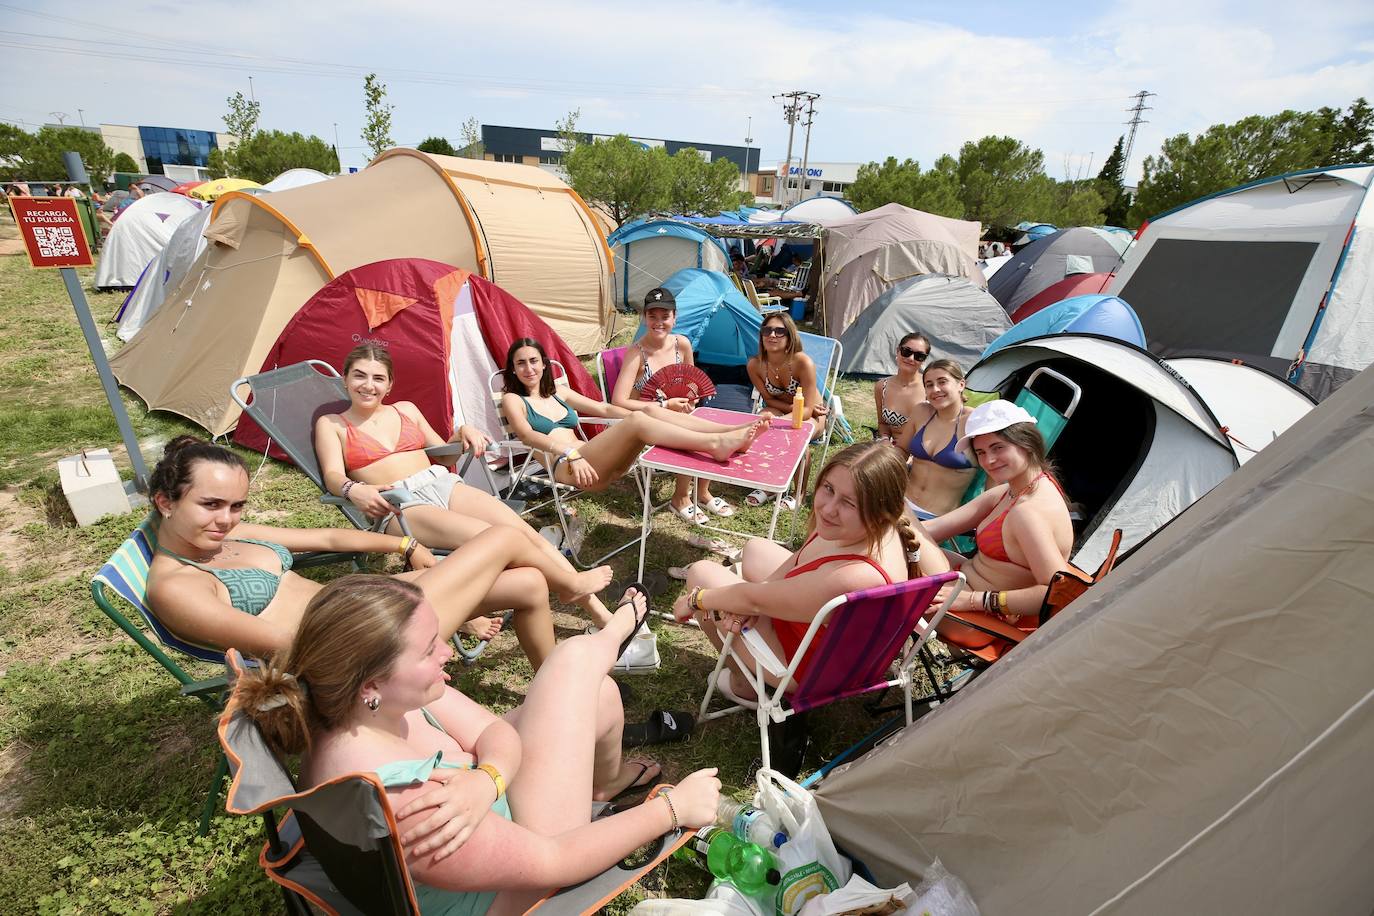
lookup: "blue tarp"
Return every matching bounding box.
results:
[983,294,1145,358]
[634,268,762,366]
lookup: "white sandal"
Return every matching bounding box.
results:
[669,501,708,525]
[711,669,759,710]
[701,495,735,517]
[745,489,772,507]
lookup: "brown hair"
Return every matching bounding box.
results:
[981,421,1060,484]
[922,358,968,404]
[756,312,801,362]
[502,337,555,398]
[343,343,393,381]
[898,331,930,351]
[234,575,423,756]
[149,436,248,505]
[809,442,924,578]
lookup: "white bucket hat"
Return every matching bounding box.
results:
[955,400,1038,456]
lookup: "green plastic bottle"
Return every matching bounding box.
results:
[724,841,781,896]
[674,826,741,878]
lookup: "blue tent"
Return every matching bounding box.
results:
[983,294,1145,358]
[607,219,732,310]
[633,268,761,366]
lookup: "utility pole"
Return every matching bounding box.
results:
[773,91,805,205]
[50,111,68,125]
[744,116,754,200]
[796,93,820,202]
[248,75,256,103]
[1122,90,1155,181]
[77,108,86,127]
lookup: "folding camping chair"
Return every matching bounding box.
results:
[218,650,690,916]
[230,359,508,665]
[488,360,646,568]
[699,571,963,771]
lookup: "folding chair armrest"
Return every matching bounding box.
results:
[423,442,467,460]
[320,494,347,506]
[943,610,1029,644]
[181,675,229,701]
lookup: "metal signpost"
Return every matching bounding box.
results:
[8,194,149,491]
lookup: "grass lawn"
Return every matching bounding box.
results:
[0,241,952,914]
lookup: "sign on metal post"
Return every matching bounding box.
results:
[8,195,149,490]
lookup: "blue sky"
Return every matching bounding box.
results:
[2,0,1371,181]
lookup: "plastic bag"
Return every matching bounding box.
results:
[630,881,766,916]
[907,859,978,916]
[797,875,914,916]
[754,768,853,916]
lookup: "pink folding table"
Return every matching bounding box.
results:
[635,407,811,582]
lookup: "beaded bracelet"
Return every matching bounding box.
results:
[341,480,355,500]
[660,789,679,831]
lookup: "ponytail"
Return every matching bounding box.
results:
[235,661,314,756]
[897,513,951,579]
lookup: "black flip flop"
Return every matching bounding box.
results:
[623,709,695,748]
[608,758,662,804]
[613,582,653,662]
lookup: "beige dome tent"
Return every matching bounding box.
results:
[817,203,985,336]
[111,149,613,436]
[815,364,1374,913]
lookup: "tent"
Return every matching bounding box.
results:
[634,268,762,367]
[258,168,331,192]
[608,219,731,310]
[746,196,857,224]
[815,363,1373,913]
[1008,270,1112,322]
[93,193,203,289]
[963,335,1312,569]
[985,294,1145,358]
[989,227,1130,315]
[112,148,613,434]
[976,253,1012,280]
[233,258,600,460]
[817,203,985,336]
[836,275,1010,376]
[1107,164,1374,400]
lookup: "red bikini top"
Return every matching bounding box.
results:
[783,533,894,584]
[976,473,1064,569]
[343,407,426,472]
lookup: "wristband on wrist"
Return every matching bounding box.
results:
[998,591,1009,612]
[474,763,505,799]
[341,480,355,499]
[660,789,679,831]
[691,587,709,612]
[396,535,413,556]
[404,541,419,563]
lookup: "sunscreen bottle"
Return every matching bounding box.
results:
[791,390,804,429]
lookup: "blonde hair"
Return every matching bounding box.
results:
[809,442,924,578]
[233,575,423,756]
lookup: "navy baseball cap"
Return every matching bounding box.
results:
[642,287,677,310]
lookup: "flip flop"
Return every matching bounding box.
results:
[607,757,662,804]
[622,709,695,748]
[613,582,653,663]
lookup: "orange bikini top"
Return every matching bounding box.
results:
[976,473,1063,569]
[343,407,426,471]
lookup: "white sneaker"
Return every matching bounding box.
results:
[611,624,660,675]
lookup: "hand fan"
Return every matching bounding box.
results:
[637,364,717,403]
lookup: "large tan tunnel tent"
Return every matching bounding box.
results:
[814,365,1374,913]
[111,149,613,436]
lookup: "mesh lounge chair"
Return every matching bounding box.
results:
[699,571,963,772]
[489,360,646,569]
[218,650,690,915]
[230,359,510,664]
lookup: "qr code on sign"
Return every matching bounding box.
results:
[34,226,80,258]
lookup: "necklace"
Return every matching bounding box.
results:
[767,355,793,384]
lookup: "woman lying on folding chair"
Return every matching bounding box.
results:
[500,337,768,491]
[744,311,827,508]
[903,358,977,522]
[145,437,566,669]
[611,287,733,525]
[235,575,723,915]
[314,343,621,639]
[919,401,1073,650]
[672,442,948,706]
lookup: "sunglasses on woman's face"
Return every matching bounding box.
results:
[899,345,930,361]
[762,327,788,338]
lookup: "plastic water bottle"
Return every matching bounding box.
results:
[717,799,789,849]
[791,390,805,429]
[673,826,737,877]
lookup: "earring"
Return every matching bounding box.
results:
[364,695,380,712]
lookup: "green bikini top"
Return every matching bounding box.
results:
[159,537,294,617]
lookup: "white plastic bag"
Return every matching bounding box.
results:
[754,768,853,916]
[907,859,978,916]
[797,875,914,916]
[630,881,765,916]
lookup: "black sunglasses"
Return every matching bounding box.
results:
[761,327,789,338]
[899,345,930,361]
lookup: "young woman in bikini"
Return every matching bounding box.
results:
[873,332,930,451]
[672,442,948,704]
[904,359,978,522]
[234,576,722,915]
[315,344,617,640]
[921,401,1073,649]
[500,338,767,494]
[610,287,732,525]
[145,437,563,669]
[744,311,828,508]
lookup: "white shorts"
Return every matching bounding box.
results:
[386,465,462,511]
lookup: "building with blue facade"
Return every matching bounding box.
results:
[481,124,760,181]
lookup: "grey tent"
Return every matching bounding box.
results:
[816,363,1374,913]
[989,227,1130,315]
[836,275,1011,376]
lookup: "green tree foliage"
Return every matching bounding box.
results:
[1131,99,1374,222]
[1095,136,1132,226]
[955,135,1047,229]
[0,123,31,180]
[220,90,261,177]
[1044,179,1108,227]
[111,152,140,173]
[417,136,457,157]
[458,117,484,159]
[848,155,962,217]
[224,130,339,183]
[563,133,669,224]
[19,126,115,182]
[664,148,743,215]
[361,73,395,161]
